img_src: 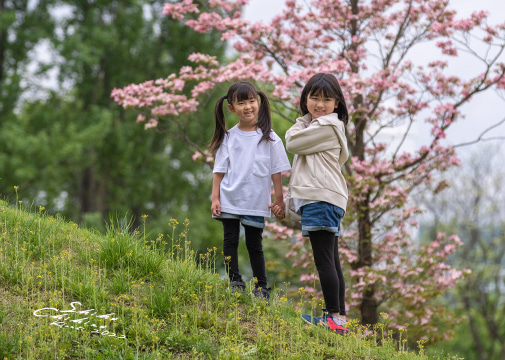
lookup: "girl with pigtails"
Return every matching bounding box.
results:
[210,81,291,301]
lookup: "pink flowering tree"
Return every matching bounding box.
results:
[112,0,505,343]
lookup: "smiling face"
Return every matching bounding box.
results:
[299,73,349,125]
[228,94,259,127]
[306,91,338,120]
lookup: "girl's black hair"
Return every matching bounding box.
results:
[210,82,273,154]
[299,73,349,125]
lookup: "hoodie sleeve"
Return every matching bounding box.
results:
[286,117,341,155]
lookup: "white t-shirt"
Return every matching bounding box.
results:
[213,125,291,217]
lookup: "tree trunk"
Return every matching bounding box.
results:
[348,1,377,324]
[357,198,378,325]
[361,286,378,325]
[96,179,108,216]
[80,165,96,215]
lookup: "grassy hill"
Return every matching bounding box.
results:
[0,200,458,359]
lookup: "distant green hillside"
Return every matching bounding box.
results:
[0,200,455,359]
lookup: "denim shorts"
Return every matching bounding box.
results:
[212,212,265,229]
[300,202,345,237]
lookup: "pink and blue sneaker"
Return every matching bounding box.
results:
[321,309,349,335]
[302,309,349,335]
[301,313,321,325]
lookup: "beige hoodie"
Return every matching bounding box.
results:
[285,113,349,211]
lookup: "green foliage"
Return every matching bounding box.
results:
[0,332,19,359]
[0,0,226,254]
[0,200,460,359]
[97,218,164,280]
[0,0,55,115]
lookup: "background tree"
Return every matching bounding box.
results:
[0,1,226,248]
[113,0,505,343]
[0,0,54,186]
[0,0,54,115]
[419,143,505,360]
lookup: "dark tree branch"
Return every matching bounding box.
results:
[454,116,505,148]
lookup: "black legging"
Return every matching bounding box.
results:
[309,230,346,315]
[222,218,267,288]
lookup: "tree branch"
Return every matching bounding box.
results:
[453,116,505,148]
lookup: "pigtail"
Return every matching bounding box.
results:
[257,91,273,143]
[209,95,228,154]
[210,82,273,151]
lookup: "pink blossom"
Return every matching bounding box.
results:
[111,0,505,342]
[144,118,158,129]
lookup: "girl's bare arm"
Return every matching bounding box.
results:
[211,173,225,216]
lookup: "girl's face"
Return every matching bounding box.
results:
[228,94,259,124]
[306,92,338,120]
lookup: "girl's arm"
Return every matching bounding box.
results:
[269,172,285,219]
[211,173,225,216]
[286,120,343,155]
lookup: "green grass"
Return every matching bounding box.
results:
[0,200,461,359]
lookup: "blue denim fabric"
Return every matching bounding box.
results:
[213,212,265,229]
[300,202,345,236]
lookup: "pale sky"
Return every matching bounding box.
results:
[243,0,505,153]
[29,0,505,154]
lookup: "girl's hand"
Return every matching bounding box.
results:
[211,200,221,216]
[269,203,285,220]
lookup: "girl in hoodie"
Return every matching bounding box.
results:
[273,73,350,334]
